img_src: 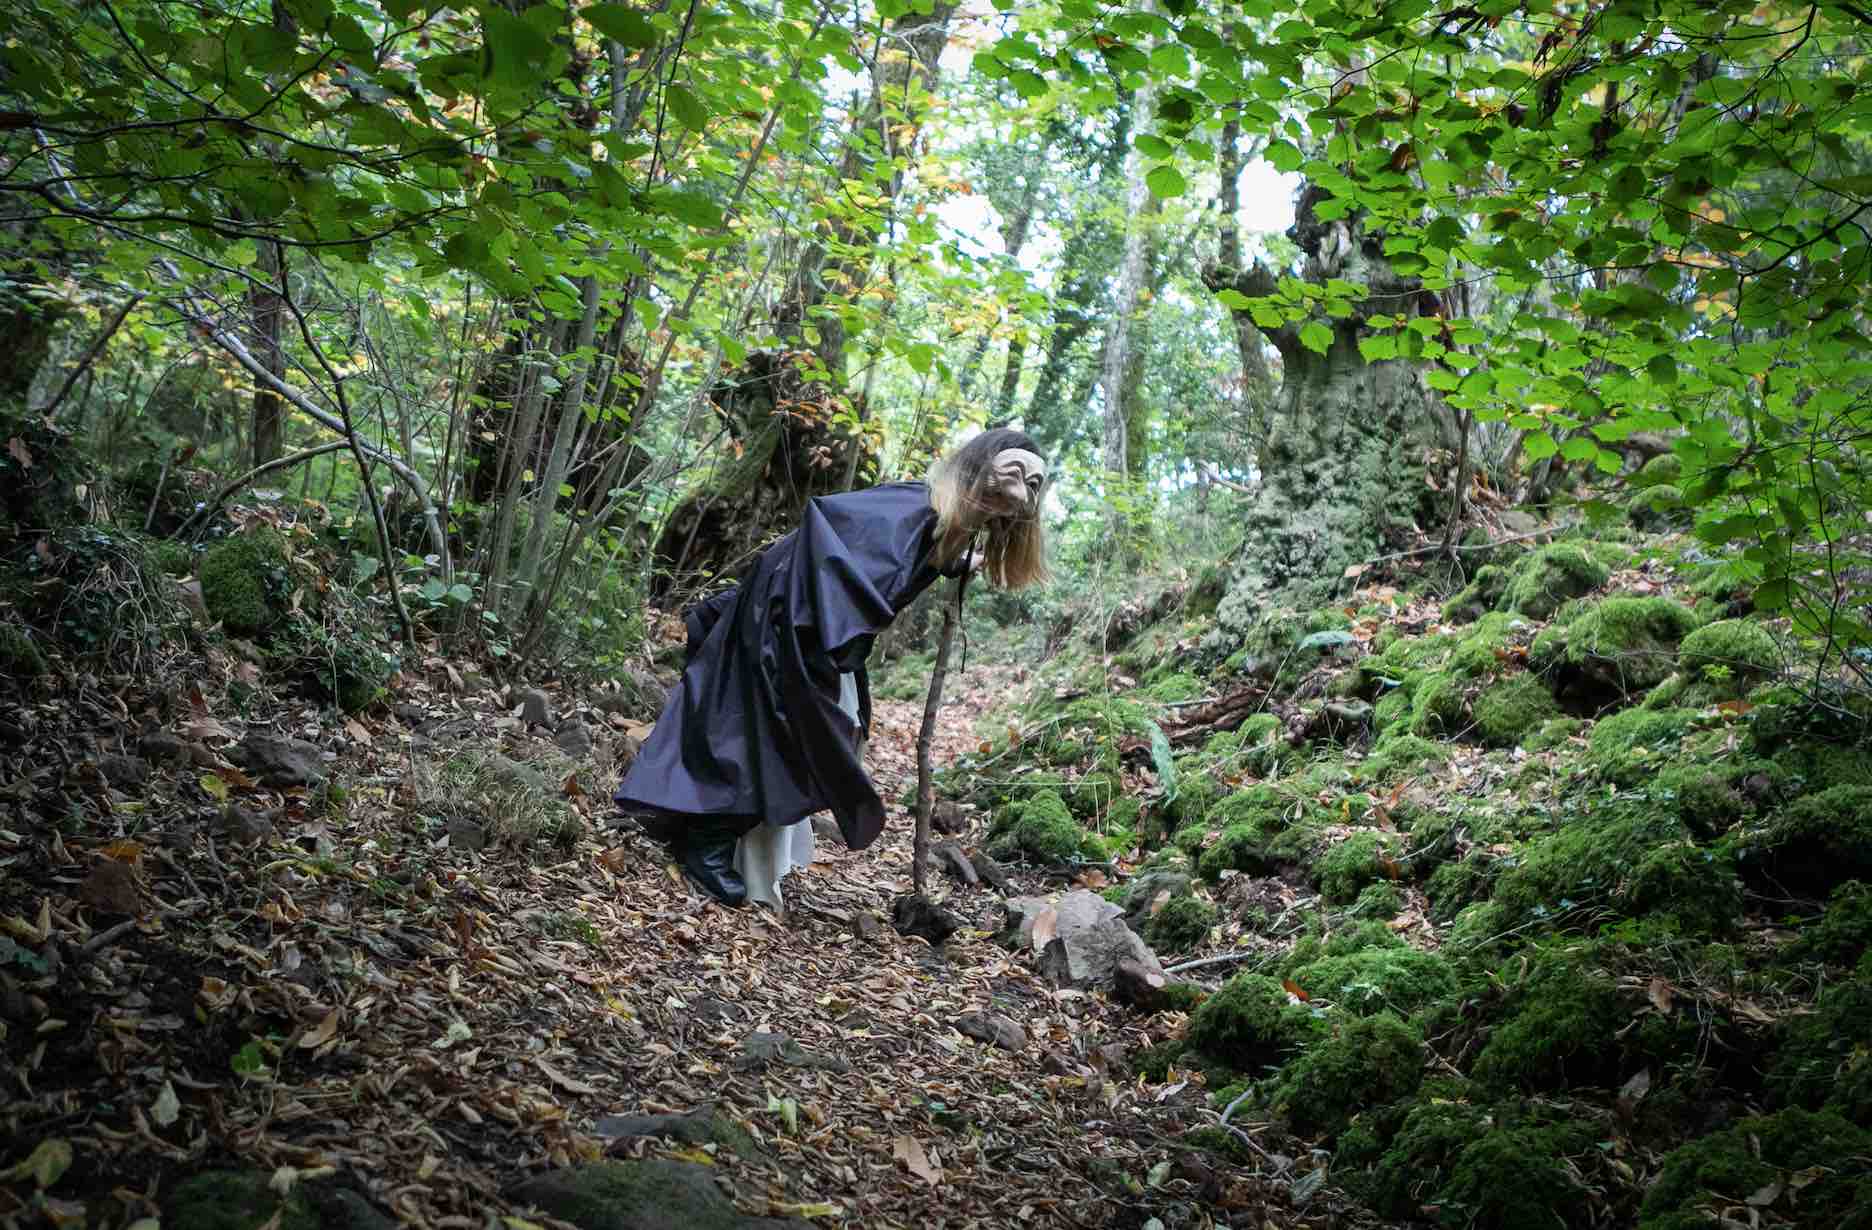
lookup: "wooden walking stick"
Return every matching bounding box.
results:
[910,576,964,899]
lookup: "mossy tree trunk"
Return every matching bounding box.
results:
[1204,183,1458,638]
[649,351,878,599]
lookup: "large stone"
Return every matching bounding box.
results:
[555,721,594,760]
[954,1011,1026,1052]
[1035,889,1166,990]
[510,1160,809,1230]
[165,1170,391,1230]
[997,897,1053,950]
[518,688,555,728]
[241,733,326,787]
[590,1104,764,1162]
[97,753,150,789]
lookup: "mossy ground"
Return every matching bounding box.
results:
[957,522,1872,1230]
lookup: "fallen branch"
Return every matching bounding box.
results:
[1164,950,1268,975]
[175,440,349,541]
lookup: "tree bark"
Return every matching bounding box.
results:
[1204,182,1457,636]
[250,238,287,466]
[1099,73,1156,490]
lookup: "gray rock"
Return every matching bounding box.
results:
[590,1103,764,1162]
[971,849,1012,895]
[954,1011,1026,1052]
[1121,872,1192,924]
[554,721,594,760]
[392,702,427,724]
[97,754,149,789]
[852,911,882,942]
[241,733,326,786]
[519,687,554,727]
[932,800,967,835]
[736,1031,849,1073]
[137,731,191,767]
[483,753,548,793]
[216,803,278,845]
[810,814,841,844]
[166,1170,391,1230]
[511,1160,809,1230]
[446,816,487,852]
[997,896,1053,950]
[1112,957,1170,1012]
[1035,889,1167,990]
[931,840,979,887]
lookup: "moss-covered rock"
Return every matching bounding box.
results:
[1289,945,1458,1018]
[1765,963,1872,1124]
[1737,784,1872,897]
[1361,1099,1597,1229]
[1183,973,1323,1073]
[1790,881,1872,967]
[1425,852,1501,920]
[1350,881,1404,919]
[1473,958,1622,1091]
[1586,707,1699,785]
[1637,1108,1872,1230]
[1142,671,1204,702]
[1407,672,1469,738]
[1142,893,1217,953]
[1552,596,1700,696]
[1317,831,1399,904]
[1493,804,1739,932]
[165,1170,390,1230]
[0,621,48,680]
[1442,564,1513,624]
[989,789,1089,864]
[1523,716,1583,752]
[1678,618,1779,690]
[1503,542,1612,620]
[200,528,295,637]
[1271,1012,1424,1140]
[1359,734,1452,783]
[1471,672,1563,747]
[510,1158,809,1230]
[279,624,396,714]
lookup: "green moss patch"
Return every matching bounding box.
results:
[1493,805,1739,933]
[1317,831,1401,903]
[1472,673,1562,747]
[1551,596,1701,696]
[1503,542,1612,619]
[1183,973,1323,1074]
[1587,707,1700,785]
[1271,1012,1424,1140]
[1473,958,1622,1091]
[200,528,295,637]
[1790,881,1872,967]
[989,788,1090,864]
[1737,784,1872,897]
[1288,945,1458,1018]
[1638,1109,1872,1230]
[1766,966,1872,1124]
[1142,894,1217,953]
[1358,1099,1597,1229]
[1359,734,1452,783]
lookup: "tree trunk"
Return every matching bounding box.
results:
[1098,75,1155,490]
[1215,119,1272,409]
[250,238,287,466]
[1205,182,1456,637]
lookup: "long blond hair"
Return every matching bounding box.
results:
[927,428,1050,590]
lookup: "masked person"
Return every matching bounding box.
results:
[614,429,1050,908]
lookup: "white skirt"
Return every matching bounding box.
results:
[734,673,860,909]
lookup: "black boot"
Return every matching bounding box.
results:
[681,826,747,906]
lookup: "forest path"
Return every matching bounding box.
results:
[0,657,1335,1230]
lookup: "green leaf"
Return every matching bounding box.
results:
[666,84,709,130]
[1148,721,1178,806]
[1646,352,1678,386]
[1146,164,1187,198]
[1358,334,1396,361]
[1559,436,1599,462]
[1264,139,1302,172]
[1134,134,1176,159]
[1215,288,1253,311]
[447,583,474,604]
[583,4,660,48]
[1298,321,1333,354]
[329,14,374,54]
[1522,430,1558,461]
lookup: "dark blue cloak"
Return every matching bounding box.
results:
[613,481,953,850]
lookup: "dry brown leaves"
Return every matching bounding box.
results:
[0,660,1337,1230]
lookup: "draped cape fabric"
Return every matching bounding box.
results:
[613,482,955,850]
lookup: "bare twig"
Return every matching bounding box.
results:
[43,293,144,420]
[1163,950,1269,975]
[911,577,963,898]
